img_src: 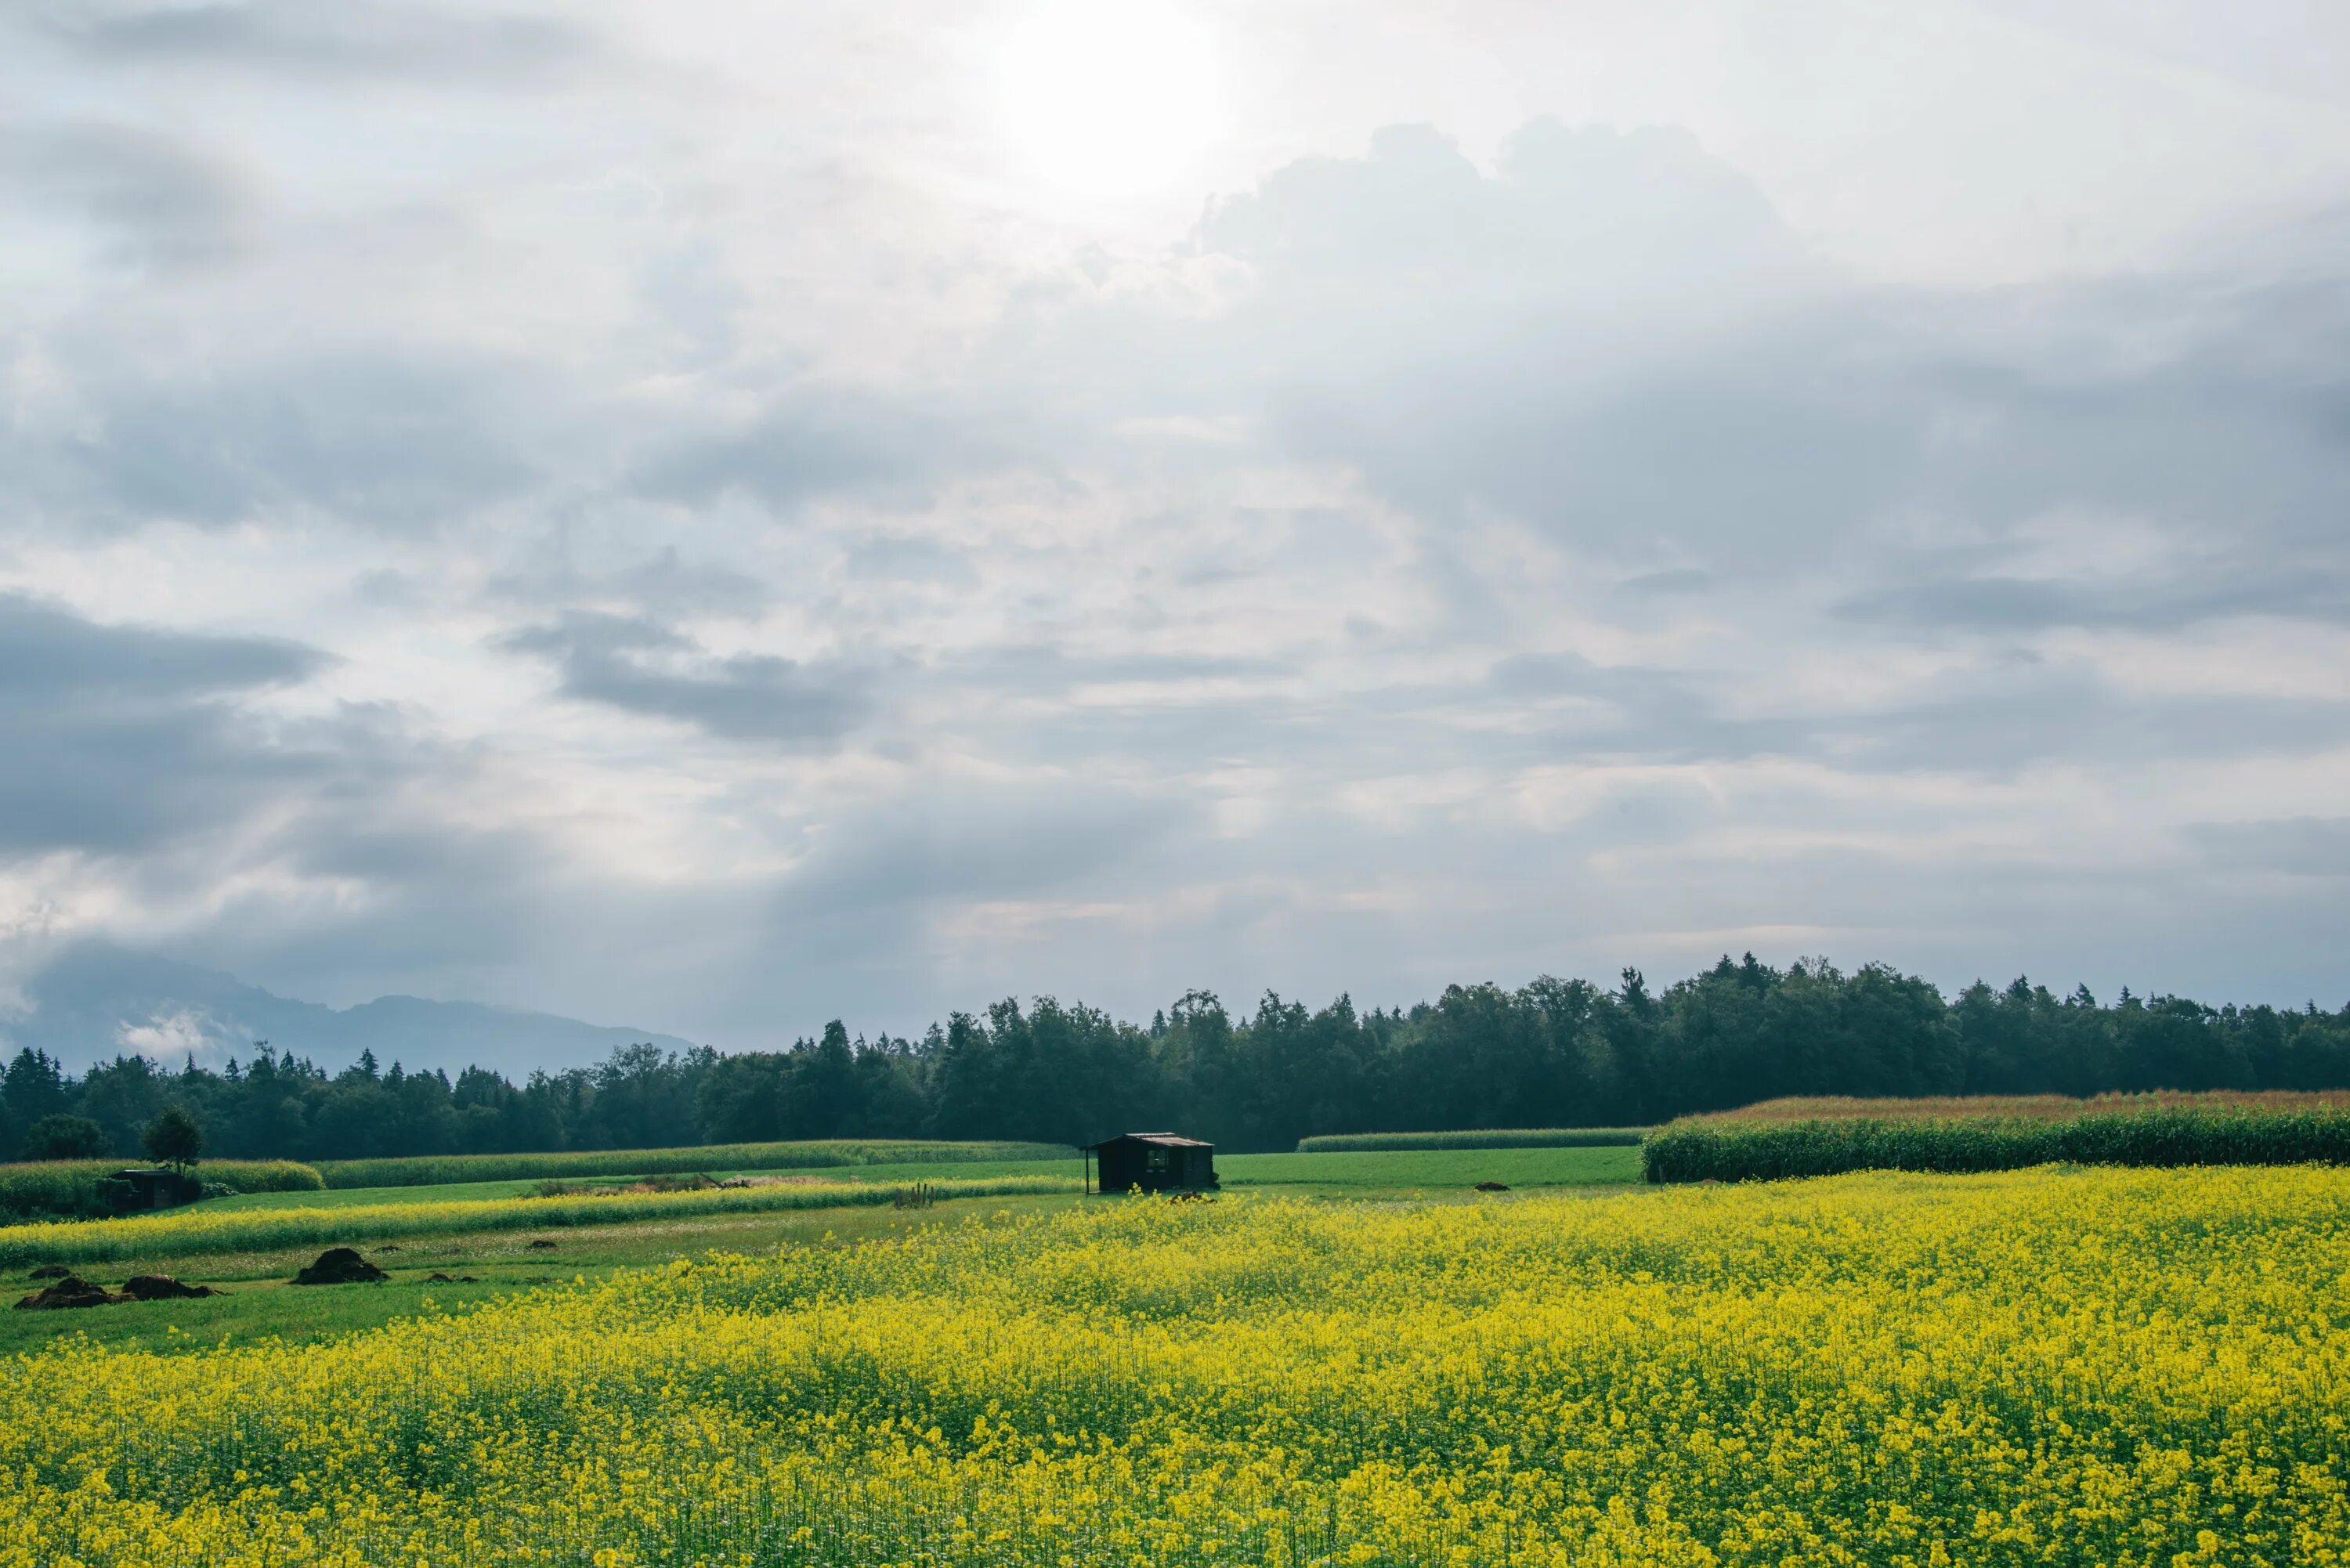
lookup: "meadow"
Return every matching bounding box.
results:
[1292,1129,1646,1151]
[2,1165,2345,1564]
[0,1146,1629,1274]
[0,1171,1082,1270]
[313,1139,1073,1188]
[0,1158,321,1220]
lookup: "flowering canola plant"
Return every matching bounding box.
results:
[0,1174,1079,1269]
[2,1165,2348,1566]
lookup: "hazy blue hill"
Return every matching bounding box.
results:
[10,943,697,1075]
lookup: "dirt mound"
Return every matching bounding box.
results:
[1473,1181,1510,1192]
[121,1274,220,1300]
[26,1263,68,1281]
[424,1271,480,1283]
[14,1275,126,1310]
[526,1238,557,1250]
[291,1248,389,1286]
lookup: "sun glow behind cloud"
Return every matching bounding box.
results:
[997,0,1220,196]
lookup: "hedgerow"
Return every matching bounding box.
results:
[1643,1106,2350,1183]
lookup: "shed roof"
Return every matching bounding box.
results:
[1085,1132,1212,1149]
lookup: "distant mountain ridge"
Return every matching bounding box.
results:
[7,944,698,1076]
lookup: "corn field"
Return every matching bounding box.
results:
[1643,1104,2350,1182]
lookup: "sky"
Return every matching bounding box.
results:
[3,0,2349,1053]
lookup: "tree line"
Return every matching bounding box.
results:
[4,956,2348,1163]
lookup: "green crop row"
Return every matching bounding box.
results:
[0,1159,324,1220]
[0,1172,1082,1269]
[313,1139,1076,1189]
[1292,1128,1646,1152]
[1643,1107,2350,1183]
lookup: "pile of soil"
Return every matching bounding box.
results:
[122,1274,219,1300]
[424,1271,480,1283]
[291,1248,389,1286]
[26,1263,69,1281]
[526,1238,558,1250]
[1473,1181,1510,1192]
[14,1275,126,1310]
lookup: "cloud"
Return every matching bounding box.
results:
[0,593,325,854]
[485,547,774,621]
[2184,817,2350,879]
[501,612,875,746]
[8,352,546,534]
[116,1006,223,1061]
[41,0,597,84]
[4,20,2350,1045]
[0,119,255,266]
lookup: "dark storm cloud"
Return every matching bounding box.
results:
[0,120,254,265]
[0,592,324,853]
[501,612,873,746]
[40,0,597,83]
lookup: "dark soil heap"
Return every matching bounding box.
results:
[26,1263,69,1281]
[291,1248,389,1285]
[1473,1180,1510,1192]
[122,1274,220,1300]
[14,1275,127,1310]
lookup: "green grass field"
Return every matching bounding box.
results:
[208,1154,1090,1211]
[1217,1145,1638,1189]
[0,1145,1638,1358]
[313,1138,1070,1187]
[1293,1128,1647,1151]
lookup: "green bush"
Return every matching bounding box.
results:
[1642,1108,2350,1183]
[0,1158,324,1220]
[1294,1128,1647,1153]
[315,1139,1076,1189]
[20,1115,107,1162]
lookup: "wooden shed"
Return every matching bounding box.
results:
[104,1169,199,1213]
[1084,1133,1217,1194]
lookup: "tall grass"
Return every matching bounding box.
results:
[0,1172,1080,1268]
[1292,1128,1645,1152]
[1683,1089,2350,1124]
[0,1159,323,1220]
[315,1139,1075,1189]
[1643,1106,2350,1183]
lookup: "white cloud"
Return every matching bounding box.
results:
[0,1,2346,1046]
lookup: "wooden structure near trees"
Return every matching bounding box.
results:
[1083,1132,1217,1194]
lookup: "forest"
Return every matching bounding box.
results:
[5,956,2348,1162]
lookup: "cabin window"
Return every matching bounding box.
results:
[1147,1147,1170,1176]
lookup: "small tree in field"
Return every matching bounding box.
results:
[142,1107,204,1172]
[23,1114,107,1162]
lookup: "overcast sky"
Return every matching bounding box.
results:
[4,0,2349,1051]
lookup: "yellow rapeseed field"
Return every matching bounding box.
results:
[3,1165,2347,1566]
[0,1174,1079,1270]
